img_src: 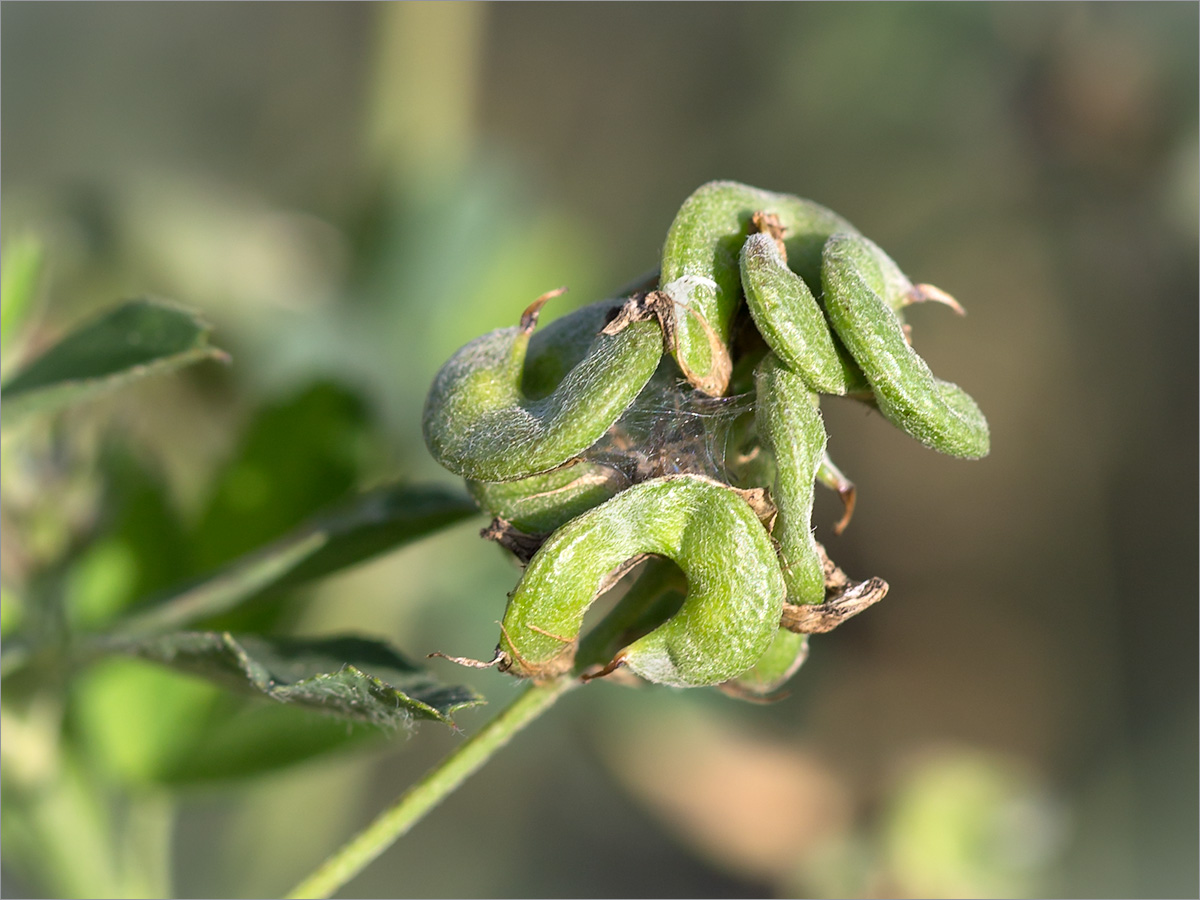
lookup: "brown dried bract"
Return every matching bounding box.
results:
[601,289,732,397]
[777,541,889,634]
[780,576,888,634]
[904,282,966,316]
[480,518,546,565]
[752,210,789,262]
[817,540,850,590]
[519,286,569,333]
[734,485,777,532]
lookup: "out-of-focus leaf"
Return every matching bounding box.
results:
[118,631,484,728]
[65,448,191,632]
[1,586,25,638]
[600,706,853,885]
[0,299,227,425]
[882,749,1061,898]
[1,236,43,356]
[184,381,385,636]
[119,482,477,636]
[66,658,380,787]
[67,656,222,786]
[153,700,384,785]
[270,481,478,589]
[190,382,375,573]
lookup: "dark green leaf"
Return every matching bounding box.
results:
[190,382,375,573]
[0,299,227,424]
[273,482,479,589]
[118,482,478,635]
[119,631,484,728]
[65,448,191,631]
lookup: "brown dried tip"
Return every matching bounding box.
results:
[734,486,778,532]
[519,286,569,333]
[752,210,789,262]
[428,649,506,669]
[780,575,889,634]
[580,653,627,683]
[481,517,546,565]
[906,283,966,316]
[600,291,661,337]
[832,483,856,536]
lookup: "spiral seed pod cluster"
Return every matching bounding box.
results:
[423,181,987,696]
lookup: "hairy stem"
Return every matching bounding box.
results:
[286,676,576,899]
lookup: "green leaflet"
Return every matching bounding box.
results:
[1,299,227,426]
[120,631,483,728]
[115,482,478,637]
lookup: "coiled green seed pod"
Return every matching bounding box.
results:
[755,353,827,608]
[821,233,990,459]
[497,475,785,687]
[740,231,869,396]
[659,181,857,396]
[466,462,626,536]
[422,294,663,482]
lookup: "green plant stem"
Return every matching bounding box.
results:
[286,676,576,899]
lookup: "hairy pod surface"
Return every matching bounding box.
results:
[726,629,809,698]
[422,307,663,482]
[423,183,988,699]
[498,475,785,687]
[740,232,869,396]
[821,233,990,459]
[466,462,626,535]
[755,353,827,607]
[659,181,857,396]
[521,300,621,397]
[464,300,641,530]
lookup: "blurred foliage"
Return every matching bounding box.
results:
[1,235,44,360]
[1,299,226,426]
[1,3,1197,898]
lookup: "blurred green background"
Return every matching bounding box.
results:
[2,3,1196,897]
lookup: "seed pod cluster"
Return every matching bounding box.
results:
[423,181,988,696]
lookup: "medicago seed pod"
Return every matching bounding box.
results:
[821,233,990,459]
[466,461,626,536]
[658,181,857,396]
[723,629,809,699]
[740,231,868,396]
[422,291,664,482]
[496,474,785,687]
[755,352,827,609]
